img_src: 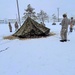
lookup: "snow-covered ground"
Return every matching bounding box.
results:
[0,22,75,75]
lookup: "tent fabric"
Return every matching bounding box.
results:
[13,17,50,38]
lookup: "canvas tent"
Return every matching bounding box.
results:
[13,17,50,38]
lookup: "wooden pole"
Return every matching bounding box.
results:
[16,0,21,26]
[57,8,59,22]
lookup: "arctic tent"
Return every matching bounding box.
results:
[13,17,50,38]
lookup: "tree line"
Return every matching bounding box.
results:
[22,4,50,24]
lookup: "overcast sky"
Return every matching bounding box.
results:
[0,0,75,19]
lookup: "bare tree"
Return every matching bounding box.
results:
[22,4,37,20]
[37,10,49,24]
[52,14,56,25]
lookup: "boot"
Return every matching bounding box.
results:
[70,28,73,32]
[60,40,64,42]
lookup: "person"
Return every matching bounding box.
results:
[40,22,45,26]
[60,14,70,42]
[14,21,19,31]
[69,17,74,32]
[8,22,12,32]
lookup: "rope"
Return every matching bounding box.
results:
[0,47,9,53]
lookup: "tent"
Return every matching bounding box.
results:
[13,17,50,38]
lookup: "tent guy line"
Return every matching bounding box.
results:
[0,47,9,53]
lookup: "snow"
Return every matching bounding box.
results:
[0,22,75,75]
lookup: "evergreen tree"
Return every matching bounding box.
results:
[22,4,37,20]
